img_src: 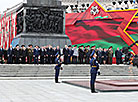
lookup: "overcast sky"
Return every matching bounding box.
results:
[0,0,23,13]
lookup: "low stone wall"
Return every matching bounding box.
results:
[0,64,138,77]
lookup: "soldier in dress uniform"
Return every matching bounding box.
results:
[107,46,113,64]
[0,45,4,64]
[27,44,34,64]
[33,45,40,64]
[90,52,99,93]
[20,45,27,64]
[7,45,14,64]
[54,54,63,83]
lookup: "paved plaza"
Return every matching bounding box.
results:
[0,78,138,102]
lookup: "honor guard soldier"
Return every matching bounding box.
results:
[90,52,99,93]
[55,54,63,83]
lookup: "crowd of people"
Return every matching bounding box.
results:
[0,44,125,64]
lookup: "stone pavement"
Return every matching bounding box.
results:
[0,79,138,102]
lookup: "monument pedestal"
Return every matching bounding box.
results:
[14,0,71,47]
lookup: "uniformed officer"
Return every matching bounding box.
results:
[107,46,113,64]
[90,52,99,93]
[27,44,34,64]
[55,54,62,83]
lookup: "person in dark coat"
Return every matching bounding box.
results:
[85,45,91,64]
[20,45,27,64]
[55,46,61,55]
[47,45,53,64]
[115,48,122,64]
[40,46,45,64]
[55,54,62,83]
[97,47,102,64]
[33,45,40,64]
[7,45,14,64]
[63,45,69,64]
[102,48,108,64]
[27,44,34,64]
[45,45,49,64]
[90,52,99,93]
[0,45,4,64]
[78,45,84,64]
[4,49,8,64]
[68,45,73,64]
[14,45,21,64]
[107,46,113,64]
[52,47,57,64]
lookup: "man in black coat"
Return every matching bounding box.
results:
[14,45,21,64]
[7,45,14,64]
[47,45,53,64]
[20,45,27,64]
[115,48,122,64]
[63,45,69,64]
[79,45,84,64]
[40,46,45,64]
[0,45,4,64]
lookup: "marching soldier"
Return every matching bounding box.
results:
[90,52,99,93]
[54,54,63,83]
